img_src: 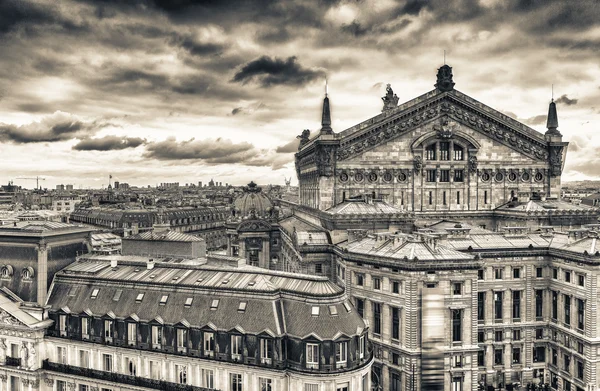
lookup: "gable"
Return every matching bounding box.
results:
[336,91,549,164]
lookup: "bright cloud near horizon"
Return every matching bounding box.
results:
[1,0,599,189]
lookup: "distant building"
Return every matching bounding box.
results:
[56,184,65,191]
[581,193,600,207]
[0,221,92,305]
[65,184,74,191]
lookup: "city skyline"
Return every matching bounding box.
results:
[1,0,599,188]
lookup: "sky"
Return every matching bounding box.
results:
[1,0,599,189]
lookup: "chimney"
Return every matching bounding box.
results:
[147,258,155,270]
[110,259,118,268]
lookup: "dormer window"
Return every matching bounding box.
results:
[21,267,34,280]
[151,325,162,348]
[335,341,348,368]
[104,320,113,341]
[306,343,319,369]
[91,289,99,299]
[260,338,272,364]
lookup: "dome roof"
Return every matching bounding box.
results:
[233,181,273,219]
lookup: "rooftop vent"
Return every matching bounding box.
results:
[147,258,155,270]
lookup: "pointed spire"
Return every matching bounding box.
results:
[545,98,560,136]
[320,85,333,135]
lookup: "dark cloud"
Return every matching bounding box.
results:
[523,115,547,126]
[231,56,325,87]
[168,33,226,56]
[275,138,300,153]
[0,112,101,143]
[341,20,369,37]
[143,137,293,169]
[143,137,256,163]
[555,94,578,106]
[73,135,146,151]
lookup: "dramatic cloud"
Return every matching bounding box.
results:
[523,115,547,126]
[555,94,578,106]
[275,138,300,153]
[73,135,146,151]
[0,112,101,144]
[144,137,256,162]
[1,0,600,186]
[143,137,293,169]
[232,56,325,87]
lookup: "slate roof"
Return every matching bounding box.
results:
[326,200,404,215]
[495,199,599,213]
[125,230,203,242]
[46,259,362,339]
[344,233,473,262]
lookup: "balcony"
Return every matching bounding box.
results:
[42,360,216,391]
[5,356,21,367]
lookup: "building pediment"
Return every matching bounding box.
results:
[336,91,550,163]
[237,219,271,232]
[0,310,27,327]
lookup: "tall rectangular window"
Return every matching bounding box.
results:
[456,191,460,204]
[494,348,503,365]
[440,170,450,182]
[452,377,463,391]
[428,191,433,205]
[176,364,187,384]
[454,146,463,161]
[477,350,484,366]
[373,302,382,335]
[443,191,447,205]
[372,277,381,290]
[452,309,462,342]
[177,328,187,349]
[494,291,503,321]
[81,318,89,337]
[230,373,242,391]
[454,170,464,182]
[512,290,521,320]
[203,369,214,388]
[57,346,67,364]
[104,320,112,339]
[231,335,242,358]
[335,341,347,367]
[535,290,543,319]
[426,144,436,160]
[484,190,488,204]
[513,347,521,364]
[577,298,585,330]
[127,323,137,344]
[552,290,558,319]
[79,350,89,367]
[203,332,214,354]
[306,343,319,369]
[356,298,364,318]
[260,378,272,391]
[440,142,450,160]
[478,292,485,321]
[392,307,400,340]
[426,170,436,183]
[103,353,112,372]
[151,326,162,346]
[149,360,161,380]
[260,338,272,364]
[565,295,571,326]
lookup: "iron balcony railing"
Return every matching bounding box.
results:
[42,360,217,391]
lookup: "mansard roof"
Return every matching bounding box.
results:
[46,259,363,339]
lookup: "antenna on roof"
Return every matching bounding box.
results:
[325,78,328,97]
[551,84,554,102]
[443,50,446,65]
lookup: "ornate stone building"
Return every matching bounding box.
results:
[226,182,282,269]
[294,65,596,231]
[277,65,600,391]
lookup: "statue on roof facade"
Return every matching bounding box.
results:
[297,129,310,149]
[435,64,455,92]
[381,84,399,112]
